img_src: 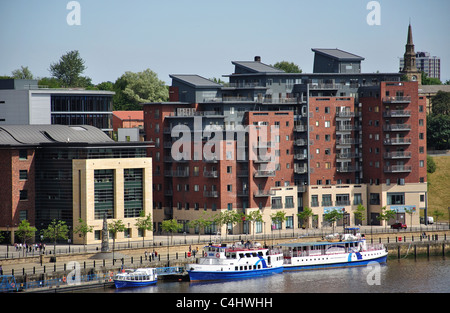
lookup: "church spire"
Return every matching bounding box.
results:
[407,22,414,46]
[401,22,421,84]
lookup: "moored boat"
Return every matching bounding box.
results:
[187,242,284,282]
[113,268,158,289]
[282,229,388,271]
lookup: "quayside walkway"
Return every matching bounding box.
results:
[0,225,448,292]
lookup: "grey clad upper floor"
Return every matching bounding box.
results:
[0,79,114,131]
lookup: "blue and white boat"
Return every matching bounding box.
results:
[187,243,284,282]
[281,231,388,271]
[113,268,157,288]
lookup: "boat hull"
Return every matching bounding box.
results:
[114,279,157,289]
[188,266,283,282]
[283,253,387,271]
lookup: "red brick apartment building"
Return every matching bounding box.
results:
[144,27,428,234]
[0,148,35,243]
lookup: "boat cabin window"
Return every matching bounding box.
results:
[239,253,244,258]
[258,252,264,257]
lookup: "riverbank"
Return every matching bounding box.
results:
[1,229,448,292]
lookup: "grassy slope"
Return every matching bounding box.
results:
[427,155,450,221]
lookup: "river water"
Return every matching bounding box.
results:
[91,256,449,294]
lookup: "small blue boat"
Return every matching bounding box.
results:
[114,268,157,289]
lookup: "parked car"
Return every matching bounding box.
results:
[391,222,407,229]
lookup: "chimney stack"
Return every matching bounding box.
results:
[254,56,261,62]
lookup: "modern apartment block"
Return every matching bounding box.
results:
[144,36,427,235]
[0,125,153,245]
[400,51,441,80]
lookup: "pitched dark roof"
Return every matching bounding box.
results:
[0,125,113,146]
[232,61,285,73]
[312,49,365,61]
[170,74,222,88]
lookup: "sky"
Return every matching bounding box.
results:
[1,0,449,85]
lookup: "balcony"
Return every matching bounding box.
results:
[294,166,308,174]
[336,165,361,173]
[294,139,308,146]
[384,151,412,159]
[253,155,272,163]
[336,125,362,132]
[384,165,412,173]
[337,152,362,159]
[254,190,275,197]
[294,125,308,132]
[383,110,412,118]
[203,170,218,178]
[336,138,362,145]
[383,138,412,145]
[252,141,273,149]
[222,82,267,89]
[237,190,249,197]
[336,111,357,118]
[203,156,218,163]
[383,124,411,132]
[294,153,308,160]
[203,191,219,198]
[253,170,276,178]
[382,96,411,103]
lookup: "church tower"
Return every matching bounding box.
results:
[401,23,422,84]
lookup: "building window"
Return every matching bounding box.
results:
[387,193,405,205]
[285,196,294,208]
[311,195,319,207]
[272,197,283,209]
[94,169,114,219]
[370,193,380,205]
[19,149,28,160]
[20,190,28,201]
[336,194,350,206]
[19,170,28,180]
[124,168,143,218]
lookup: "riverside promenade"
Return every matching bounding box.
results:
[0,225,448,292]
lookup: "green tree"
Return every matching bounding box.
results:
[376,206,396,231]
[188,211,213,243]
[214,211,240,239]
[38,77,63,88]
[16,220,37,257]
[354,204,366,225]
[49,50,87,87]
[73,218,94,251]
[421,71,442,85]
[270,211,287,237]
[108,220,126,260]
[161,219,182,245]
[323,210,343,234]
[135,211,153,247]
[431,91,450,115]
[272,61,302,73]
[245,210,263,239]
[404,208,415,228]
[432,209,444,224]
[427,114,450,150]
[297,207,313,229]
[427,155,436,173]
[11,66,34,79]
[42,219,69,256]
[113,69,168,110]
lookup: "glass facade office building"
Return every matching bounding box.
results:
[50,94,113,131]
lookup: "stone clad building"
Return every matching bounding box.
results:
[0,124,153,245]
